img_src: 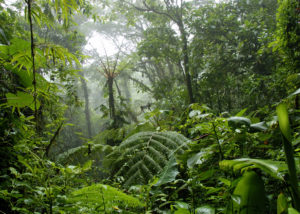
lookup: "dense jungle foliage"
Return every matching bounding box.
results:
[0,0,300,213]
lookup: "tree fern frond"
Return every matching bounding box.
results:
[124,170,143,187]
[122,158,145,178]
[56,143,112,166]
[144,154,163,173]
[148,146,168,166]
[68,183,145,213]
[107,131,190,186]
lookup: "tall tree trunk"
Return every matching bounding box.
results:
[178,22,194,104]
[217,89,222,113]
[108,77,115,122]
[80,72,92,139]
[27,0,38,131]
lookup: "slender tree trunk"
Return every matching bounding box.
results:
[207,90,213,109]
[79,72,92,139]
[217,89,222,113]
[122,75,131,100]
[226,86,232,112]
[27,0,38,131]
[108,77,115,122]
[178,22,194,104]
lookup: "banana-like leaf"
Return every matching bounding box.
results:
[228,117,251,129]
[276,103,292,142]
[219,158,287,180]
[226,171,266,214]
[277,193,288,214]
[250,122,267,132]
[289,208,300,214]
[277,103,300,210]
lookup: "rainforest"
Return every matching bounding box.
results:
[0,0,299,213]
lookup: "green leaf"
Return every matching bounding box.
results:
[174,208,190,214]
[235,108,247,116]
[250,122,267,132]
[187,151,206,168]
[68,183,145,211]
[82,160,93,171]
[9,167,19,177]
[197,169,216,181]
[175,201,190,209]
[277,193,288,214]
[107,131,189,186]
[226,171,266,214]
[0,28,8,44]
[154,156,179,186]
[173,201,190,213]
[195,205,215,214]
[219,158,287,180]
[288,88,300,98]
[228,117,251,129]
[6,91,40,111]
[288,208,300,214]
[219,177,231,186]
[276,103,292,141]
[187,145,214,168]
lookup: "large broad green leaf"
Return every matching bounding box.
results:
[154,156,179,186]
[187,145,214,168]
[277,193,288,214]
[226,171,266,214]
[288,88,300,98]
[219,158,287,180]
[10,68,49,90]
[276,103,292,141]
[277,103,300,210]
[6,91,40,111]
[195,205,215,214]
[289,208,300,214]
[173,202,190,214]
[250,122,267,132]
[228,116,251,129]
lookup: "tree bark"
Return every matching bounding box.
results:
[107,77,116,122]
[80,72,92,139]
[27,0,38,131]
[178,22,194,104]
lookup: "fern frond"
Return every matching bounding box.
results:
[68,183,145,213]
[56,143,112,165]
[107,131,190,186]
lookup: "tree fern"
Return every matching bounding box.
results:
[106,131,190,186]
[67,183,145,213]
